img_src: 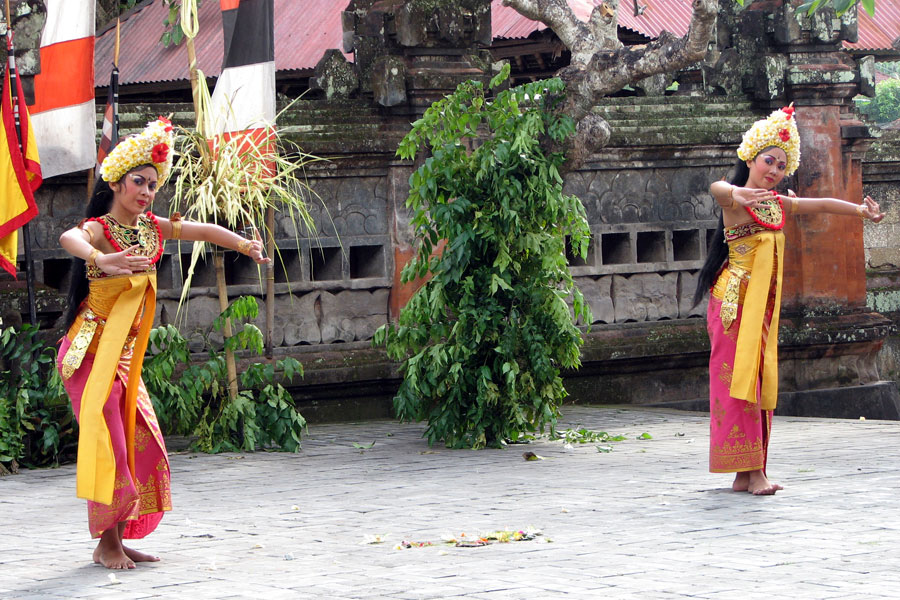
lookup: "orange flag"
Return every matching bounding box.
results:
[0,57,42,278]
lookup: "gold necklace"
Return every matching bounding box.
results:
[101,213,162,261]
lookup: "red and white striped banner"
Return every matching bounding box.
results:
[28,0,95,179]
[208,0,276,137]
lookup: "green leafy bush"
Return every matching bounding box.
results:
[0,324,74,472]
[858,78,900,124]
[374,67,592,449]
[144,296,306,453]
[1,296,305,474]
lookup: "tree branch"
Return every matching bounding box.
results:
[504,0,719,169]
[502,0,593,63]
[589,0,621,51]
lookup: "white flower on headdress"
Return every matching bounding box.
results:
[736,105,801,176]
[99,117,175,183]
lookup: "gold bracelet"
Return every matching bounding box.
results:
[856,204,865,219]
[236,239,253,256]
[728,185,736,209]
[87,248,103,268]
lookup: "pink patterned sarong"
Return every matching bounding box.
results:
[58,337,171,539]
[707,296,773,473]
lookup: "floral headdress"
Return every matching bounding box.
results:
[736,105,800,176]
[99,117,174,183]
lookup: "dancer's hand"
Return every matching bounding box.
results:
[244,238,270,264]
[860,196,885,223]
[244,229,270,265]
[732,186,773,209]
[96,245,151,275]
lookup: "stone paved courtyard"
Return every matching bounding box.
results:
[2,406,899,599]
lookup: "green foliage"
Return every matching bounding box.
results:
[374,67,592,449]
[0,324,74,471]
[876,61,900,79]
[857,78,900,124]
[144,296,306,453]
[158,0,203,47]
[788,0,873,17]
[552,428,628,444]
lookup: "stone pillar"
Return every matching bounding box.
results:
[785,106,868,308]
[743,2,873,311]
[341,0,493,318]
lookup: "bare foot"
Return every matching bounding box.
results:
[748,470,783,496]
[93,543,136,570]
[123,546,160,563]
[732,472,750,492]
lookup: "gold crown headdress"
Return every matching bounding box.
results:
[99,117,174,183]
[736,105,800,176]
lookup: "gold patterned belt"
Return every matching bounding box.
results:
[712,265,749,331]
[724,222,769,242]
[61,309,138,380]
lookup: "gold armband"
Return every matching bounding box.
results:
[79,220,95,245]
[169,212,183,239]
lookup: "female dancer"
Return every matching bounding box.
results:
[57,117,269,568]
[693,106,883,495]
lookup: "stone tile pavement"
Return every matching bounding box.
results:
[2,406,900,600]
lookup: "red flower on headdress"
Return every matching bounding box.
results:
[151,142,169,163]
[158,116,173,132]
[778,128,791,142]
[782,106,794,120]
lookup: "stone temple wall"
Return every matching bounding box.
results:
[7,90,896,421]
[3,93,771,420]
[862,130,900,392]
[8,96,757,340]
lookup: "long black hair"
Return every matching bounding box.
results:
[692,159,751,307]
[61,177,116,329]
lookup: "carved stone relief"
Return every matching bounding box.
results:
[564,166,719,225]
[300,176,389,239]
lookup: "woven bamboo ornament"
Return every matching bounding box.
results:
[736,105,800,176]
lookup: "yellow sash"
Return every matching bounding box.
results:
[75,273,157,505]
[728,231,784,410]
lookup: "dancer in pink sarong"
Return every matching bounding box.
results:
[57,118,269,569]
[692,106,883,495]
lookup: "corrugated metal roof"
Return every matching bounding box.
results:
[95,0,348,86]
[846,3,900,51]
[491,0,690,41]
[99,0,900,88]
[493,0,899,53]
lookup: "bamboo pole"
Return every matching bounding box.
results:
[215,251,240,401]
[265,206,275,358]
[114,18,121,66]
[180,0,237,401]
